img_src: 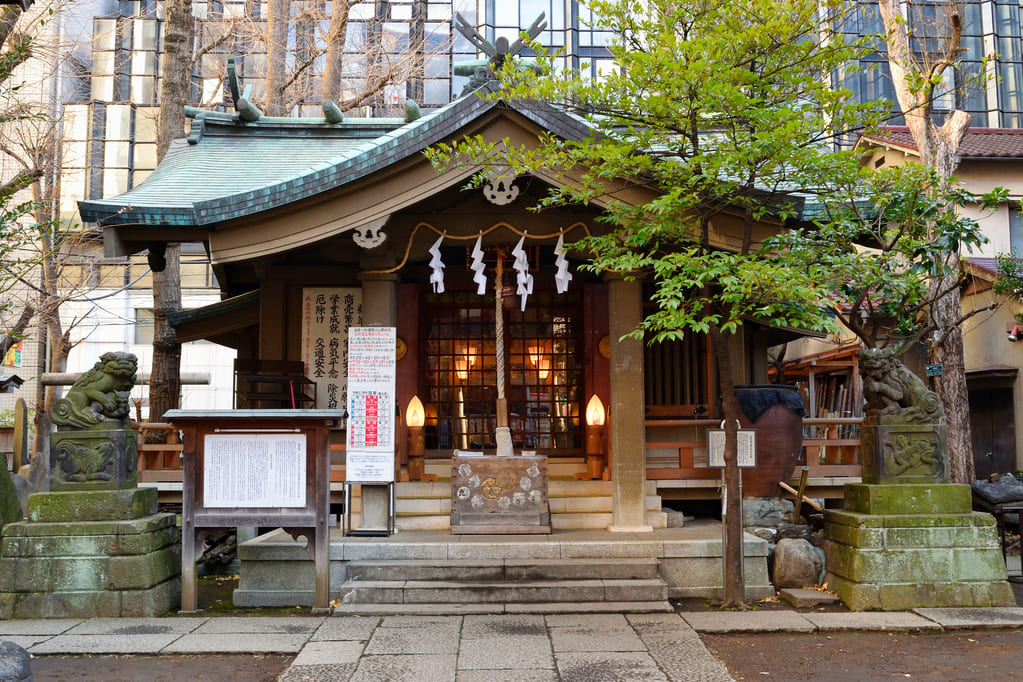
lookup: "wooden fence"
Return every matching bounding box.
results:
[645,415,863,481]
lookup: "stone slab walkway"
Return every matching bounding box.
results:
[4,607,1023,681]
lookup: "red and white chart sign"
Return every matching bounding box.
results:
[346,327,396,482]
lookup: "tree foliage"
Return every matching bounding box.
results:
[771,163,1003,351]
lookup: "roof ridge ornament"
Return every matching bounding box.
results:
[453,12,547,95]
[227,55,263,122]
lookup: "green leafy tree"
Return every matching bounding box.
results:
[431,0,886,608]
[772,163,1003,353]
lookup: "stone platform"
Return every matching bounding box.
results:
[824,483,1014,611]
[0,487,180,619]
[232,521,774,610]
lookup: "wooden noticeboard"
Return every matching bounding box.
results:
[164,409,344,614]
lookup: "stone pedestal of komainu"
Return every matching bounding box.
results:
[49,351,139,490]
[821,347,1013,611]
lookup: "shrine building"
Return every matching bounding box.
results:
[79,77,826,534]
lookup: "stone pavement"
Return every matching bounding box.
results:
[5,607,1023,681]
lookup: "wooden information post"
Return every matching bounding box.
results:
[165,409,344,614]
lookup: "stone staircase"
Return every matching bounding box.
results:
[333,556,672,615]
[341,464,667,531]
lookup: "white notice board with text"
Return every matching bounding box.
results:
[203,433,306,507]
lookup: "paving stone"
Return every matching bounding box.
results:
[457,634,554,669]
[461,614,546,639]
[279,663,358,682]
[913,606,1023,628]
[778,587,841,608]
[556,650,668,682]
[162,633,310,653]
[544,613,645,653]
[377,615,463,628]
[0,619,80,636]
[549,627,645,653]
[313,616,381,641]
[545,613,631,629]
[456,669,559,682]
[190,616,322,634]
[63,617,202,636]
[628,614,733,682]
[804,612,941,631]
[29,633,179,654]
[681,611,815,633]
[365,623,459,655]
[291,640,365,665]
[350,653,457,682]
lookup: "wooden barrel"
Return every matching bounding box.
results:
[734,385,805,498]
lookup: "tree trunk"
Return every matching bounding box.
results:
[877,0,975,483]
[265,0,291,116]
[151,0,191,426]
[710,324,747,609]
[149,244,182,422]
[158,0,192,161]
[321,0,352,103]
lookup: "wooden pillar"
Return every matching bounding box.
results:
[358,272,398,530]
[259,279,286,361]
[607,275,652,532]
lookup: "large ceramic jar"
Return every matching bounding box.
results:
[734,384,805,498]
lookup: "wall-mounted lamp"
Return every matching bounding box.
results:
[528,343,550,381]
[455,345,477,381]
[406,395,429,481]
[580,394,606,480]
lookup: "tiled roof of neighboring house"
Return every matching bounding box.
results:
[78,84,594,228]
[966,257,1000,277]
[857,126,1023,159]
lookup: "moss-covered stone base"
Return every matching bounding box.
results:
[0,509,180,619]
[27,487,157,523]
[823,485,1014,611]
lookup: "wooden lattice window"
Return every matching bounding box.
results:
[422,287,584,455]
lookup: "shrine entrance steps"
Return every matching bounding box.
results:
[339,476,668,531]
[232,524,776,613]
[333,557,672,615]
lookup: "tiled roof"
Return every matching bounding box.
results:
[966,257,1000,277]
[858,126,1023,159]
[79,86,594,228]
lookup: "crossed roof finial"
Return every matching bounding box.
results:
[453,12,547,80]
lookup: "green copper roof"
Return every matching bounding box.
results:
[80,86,592,229]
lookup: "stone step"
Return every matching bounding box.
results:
[337,578,669,604]
[331,601,674,615]
[345,558,661,582]
[344,479,657,499]
[349,509,667,530]
[345,493,663,515]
